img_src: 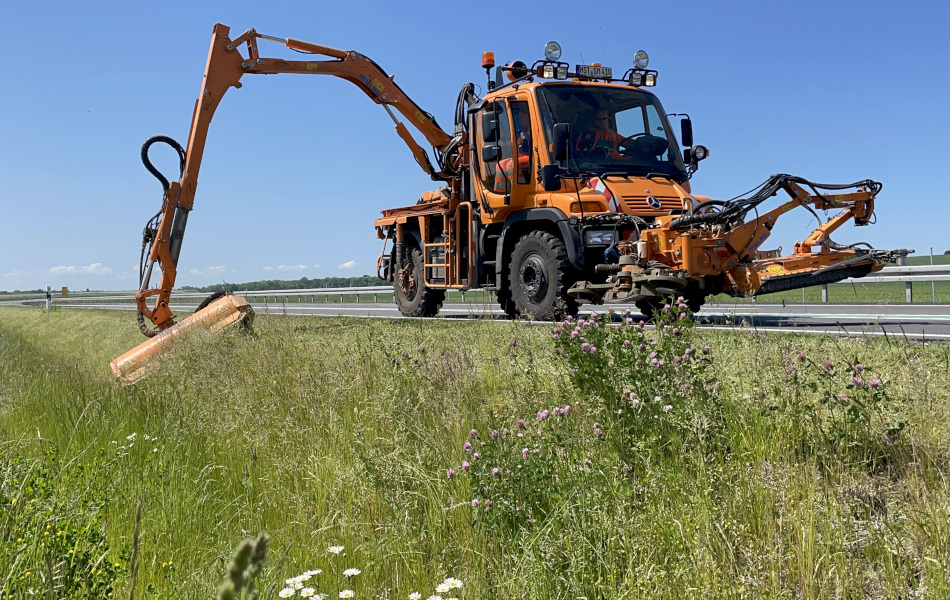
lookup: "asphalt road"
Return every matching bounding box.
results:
[14,298,947,341]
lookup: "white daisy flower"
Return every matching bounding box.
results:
[278,589,296,598]
[294,582,304,590]
[426,596,443,600]
[298,574,312,581]
[342,568,361,577]
[300,589,315,598]
[305,569,323,576]
[339,591,354,599]
[444,578,463,589]
[328,545,345,555]
[435,583,450,593]
[409,593,422,600]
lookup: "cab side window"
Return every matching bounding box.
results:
[475,103,513,193]
[509,100,532,184]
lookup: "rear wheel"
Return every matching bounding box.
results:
[394,244,445,317]
[508,231,577,321]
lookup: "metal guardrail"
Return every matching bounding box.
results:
[51,286,394,302]
[838,264,950,302]
[21,264,950,308]
[841,265,950,284]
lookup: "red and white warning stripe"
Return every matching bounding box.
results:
[588,178,621,212]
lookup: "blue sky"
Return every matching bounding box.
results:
[2,0,948,292]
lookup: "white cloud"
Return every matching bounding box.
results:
[188,265,226,276]
[2,269,30,279]
[48,263,113,276]
[262,266,274,271]
[275,264,307,272]
[338,260,358,269]
[312,264,321,268]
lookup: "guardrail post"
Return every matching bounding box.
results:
[45,285,52,313]
[932,248,936,303]
[906,282,913,303]
[821,284,828,303]
[462,290,466,303]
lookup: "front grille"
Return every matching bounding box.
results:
[620,196,680,216]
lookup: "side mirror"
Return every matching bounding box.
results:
[680,118,693,148]
[481,112,498,143]
[553,123,571,162]
[482,143,501,163]
[539,164,562,191]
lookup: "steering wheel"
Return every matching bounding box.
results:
[618,134,668,158]
[617,133,648,157]
[618,133,647,148]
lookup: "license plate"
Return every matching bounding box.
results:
[576,65,612,79]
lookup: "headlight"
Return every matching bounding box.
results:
[634,50,649,69]
[544,41,562,62]
[585,230,618,245]
[629,71,643,86]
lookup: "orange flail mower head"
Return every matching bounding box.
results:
[110,295,253,383]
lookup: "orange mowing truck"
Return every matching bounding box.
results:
[110,25,905,382]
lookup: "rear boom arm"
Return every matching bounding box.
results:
[136,23,456,333]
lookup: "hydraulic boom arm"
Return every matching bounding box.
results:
[136,23,457,335]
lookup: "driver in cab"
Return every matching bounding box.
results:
[575,109,624,159]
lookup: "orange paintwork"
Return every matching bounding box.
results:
[111,295,252,383]
[136,23,457,333]
[132,24,889,342]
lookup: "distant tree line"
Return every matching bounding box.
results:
[178,275,389,293]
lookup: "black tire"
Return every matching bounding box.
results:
[508,231,577,321]
[685,294,705,314]
[496,286,517,319]
[394,244,445,317]
[635,298,664,320]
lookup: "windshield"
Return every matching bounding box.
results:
[535,84,687,180]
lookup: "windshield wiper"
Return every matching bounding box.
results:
[646,170,689,183]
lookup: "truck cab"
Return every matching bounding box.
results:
[376,45,710,320]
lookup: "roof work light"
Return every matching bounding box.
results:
[544,41,562,62]
[634,50,649,69]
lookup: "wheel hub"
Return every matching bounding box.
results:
[519,254,548,302]
[397,267,416,297]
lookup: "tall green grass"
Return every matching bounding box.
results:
[1,305,948,599]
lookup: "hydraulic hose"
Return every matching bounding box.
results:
[137,135,187,338]
[141,135,185,191]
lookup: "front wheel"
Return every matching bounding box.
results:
[393,244,445,317]
[508,231,577,321]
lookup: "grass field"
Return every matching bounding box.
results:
[1,306,949,599]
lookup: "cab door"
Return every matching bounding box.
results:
[473,97,535,218]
